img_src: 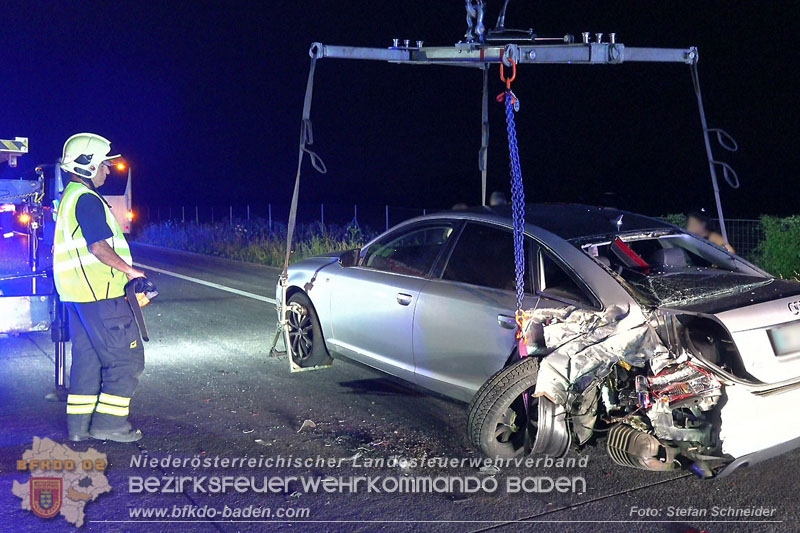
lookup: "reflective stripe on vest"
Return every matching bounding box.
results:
[53,182,132,302]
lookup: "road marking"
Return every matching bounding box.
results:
[134,262,277,304]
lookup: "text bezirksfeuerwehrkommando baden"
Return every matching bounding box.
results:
[129,474,586,494]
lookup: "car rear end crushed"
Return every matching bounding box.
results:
[655,283,800,476]
[567,207,800,477]
[282,203,800,478]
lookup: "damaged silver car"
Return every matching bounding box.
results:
[281,203,800,478]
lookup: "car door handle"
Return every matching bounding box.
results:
[396,293,413,306]
[497,314,517,330]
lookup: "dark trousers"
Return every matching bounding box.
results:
[67,296,145,431]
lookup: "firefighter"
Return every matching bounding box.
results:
[53,133,146,442]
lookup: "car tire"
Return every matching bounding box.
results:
[467,357,539,458]
[286,292,332,368]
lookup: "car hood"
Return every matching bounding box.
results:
[627,270,800,313]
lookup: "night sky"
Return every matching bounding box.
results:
[3,1,799,218]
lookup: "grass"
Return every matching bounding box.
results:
[135,219,374,268]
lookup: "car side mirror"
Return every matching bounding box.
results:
[339,248,361,267]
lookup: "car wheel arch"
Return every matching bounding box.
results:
[284,287,335,364]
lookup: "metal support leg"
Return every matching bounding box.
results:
[46,300,69,402]
[691,61,730,244]
[268,324,286,357]
[54,340,67,389]
[268,275,289,358]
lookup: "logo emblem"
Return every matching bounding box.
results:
[30,477,62,519]
[789,301,800,315]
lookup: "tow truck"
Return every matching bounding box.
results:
[0,137,68,400]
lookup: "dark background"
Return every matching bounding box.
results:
[2,1,798,217]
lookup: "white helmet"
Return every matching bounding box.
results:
[60,133,121,180]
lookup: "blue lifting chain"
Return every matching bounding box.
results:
[498,58,527,338]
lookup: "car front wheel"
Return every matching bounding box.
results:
[286,292,331,368]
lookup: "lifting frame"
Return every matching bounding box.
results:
[305,40,734,240]
[276,7,740,368]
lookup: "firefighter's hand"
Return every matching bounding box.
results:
[126,268,146,280]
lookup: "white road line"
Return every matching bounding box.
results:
[134,262,277,304]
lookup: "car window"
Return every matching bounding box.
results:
[585,233,754,275]
[362,224,454,277]
[442,223,532,292]
[580,232,766,307]
[538,249,593,306]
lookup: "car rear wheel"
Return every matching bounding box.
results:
[286,292,331,368]
[467,357,539,458]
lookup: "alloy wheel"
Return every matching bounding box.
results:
[287,304,314,361]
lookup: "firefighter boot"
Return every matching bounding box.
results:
[68,414,92,442]
[89,427,143,442]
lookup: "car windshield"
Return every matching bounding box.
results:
[581,231,771,307]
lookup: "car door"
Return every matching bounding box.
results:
[328,221,457,382]
[412,222,580,402]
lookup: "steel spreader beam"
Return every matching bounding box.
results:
[309,42,698,67]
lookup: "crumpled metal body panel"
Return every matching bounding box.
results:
[524,304,669,408]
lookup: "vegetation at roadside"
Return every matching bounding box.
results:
[135,219,373,267]
[658,213,687,228]
[755,216,800,280]
[137,214,800,280]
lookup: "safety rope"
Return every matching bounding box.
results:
[498,58,527,338]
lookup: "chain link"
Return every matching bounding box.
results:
[0,190,43,203]
[503,90,527,325]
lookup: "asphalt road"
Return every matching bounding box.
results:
[1,242,798,532]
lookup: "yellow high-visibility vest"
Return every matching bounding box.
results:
[53,182,132,302]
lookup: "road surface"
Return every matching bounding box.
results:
[1,243,796,532]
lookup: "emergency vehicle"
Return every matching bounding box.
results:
[0,137,67,399]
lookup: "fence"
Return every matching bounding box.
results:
[133,204,765,260]
[133,203,433,233]
[719,219,763,260]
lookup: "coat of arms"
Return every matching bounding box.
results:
[30,477,62,519]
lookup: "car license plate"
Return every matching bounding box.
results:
[768,320,800,357]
